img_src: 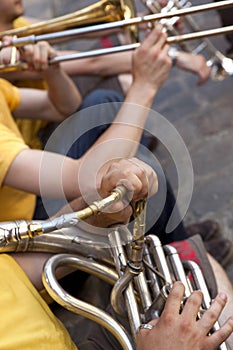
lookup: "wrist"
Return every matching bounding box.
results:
[42,63,61,77]
[127,81,158,107]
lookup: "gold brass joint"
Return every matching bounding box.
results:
[28,223,43,238]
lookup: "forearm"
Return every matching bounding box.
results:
[42,65,82,116]
[59,50,132,76]
[0,70,43,83]
[78,29,171,169]
[175,50,211,85]
[4,149,82,200]
[0,50,132,82]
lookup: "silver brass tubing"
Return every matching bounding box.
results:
[183,260,212,307]
[51,43,140,62]
[167,25,233,44]
[47,25,233,66]
[49,25,233,61]
[43,254,135,350]
[0,186,127,246]
[41,185,127,233]
[111,271,135,315]
[109,229,142,341]
[1,0,233,49]
[163,244,192,298]
[143,244,161,298]
[183,261,228,350]
[134,270,153,311]
[0,220,44,248]
[146,235,173,285]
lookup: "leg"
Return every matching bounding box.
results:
[208,253,233,349]
[67,89,124,158]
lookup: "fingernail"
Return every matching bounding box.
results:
[219,292,227,301]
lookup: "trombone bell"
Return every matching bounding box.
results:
[0,0,138,42]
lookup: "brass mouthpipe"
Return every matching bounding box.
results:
[31,184,127,234]
[0,185,127,247]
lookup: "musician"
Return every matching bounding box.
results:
[0,1,229,260]
[0,156,156,350]
[1,154,233,350]
[0,25,173,221]
[0,0,211,92]
[0,0,212,165]
[0,31,233,350]
[1,161,233,349]
[0,1,216,231]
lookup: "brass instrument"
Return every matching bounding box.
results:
[0,0,138,73]
[0,186,229,350]
[0,0,138,39]
[0,0,233,74]
[141,0,233,80]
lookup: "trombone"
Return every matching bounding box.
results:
[0,0,233,74]
[141,0,233,80]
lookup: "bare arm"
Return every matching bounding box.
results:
[77,26,172,165]
[175,51,211,86]
[10,156,158,290]
[14,84,78,122]
[3,149,80,199]
[4,27,169,200]
[58,49,132,76]
[0,49,132,83]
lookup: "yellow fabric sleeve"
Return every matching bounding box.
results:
[0,79,36,220]
[13,18,48,150]
[0,78,21,111]
[0,124,35,220]
[0,124,27,186]
[0,79,25,186]
[13,17,31,28]
[0,254,77,350]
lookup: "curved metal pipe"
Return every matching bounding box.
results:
[183,260,228,350]
[42,254,135,350]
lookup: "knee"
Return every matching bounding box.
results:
[82,89,124,107]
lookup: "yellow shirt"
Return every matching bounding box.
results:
[0,254,77,350]
[0,17,51,221]
[0,78,36,220]
[13,16,48,150]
